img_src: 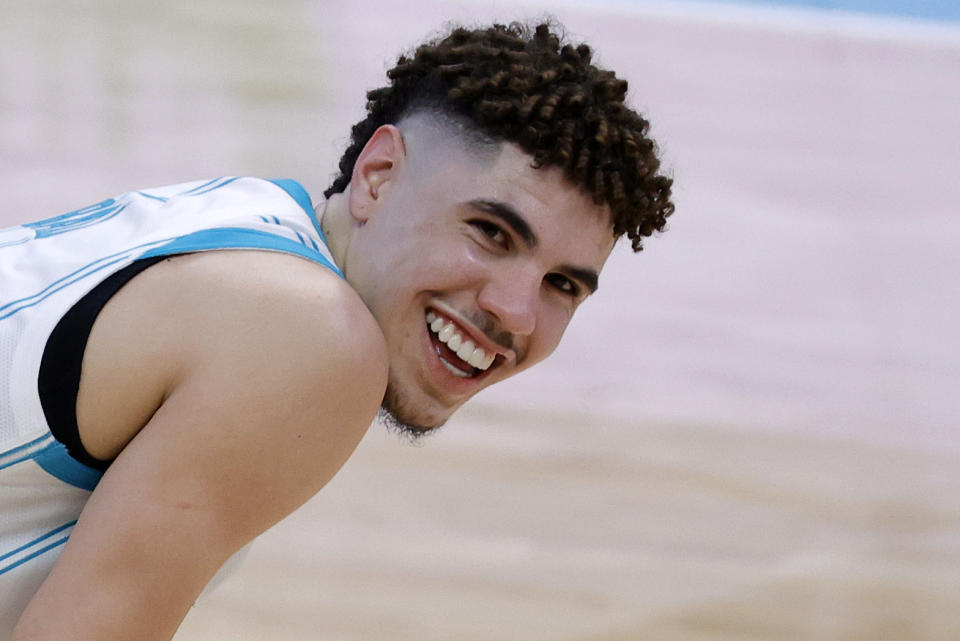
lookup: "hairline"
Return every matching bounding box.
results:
[396,106,503,166]
[396,107,618,245]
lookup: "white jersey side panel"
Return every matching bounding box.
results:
[0,177,340,634]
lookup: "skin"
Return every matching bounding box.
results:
[12,251,387,640]
[323,113,617,432]
[11,112,615,640]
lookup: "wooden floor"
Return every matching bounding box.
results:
[1,1,958,639]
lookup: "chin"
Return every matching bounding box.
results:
[378,381,454,441]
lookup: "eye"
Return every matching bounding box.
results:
[545,273,580,297]
[470,219,509,249]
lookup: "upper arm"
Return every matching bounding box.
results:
[13,251,387,640]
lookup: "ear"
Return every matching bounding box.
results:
[348,124,406,224]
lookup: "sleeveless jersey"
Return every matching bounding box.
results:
[0,177,341,634]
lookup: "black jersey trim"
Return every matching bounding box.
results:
[38,256,166,470]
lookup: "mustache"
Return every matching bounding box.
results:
[457,307,516,354]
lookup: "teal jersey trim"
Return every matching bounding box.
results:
[0,241,167,322]
[33,441,103,492]
[0,434,53,472]
[0,521,76,576]
[140,227,344,277]
[23,199,127,239]
[268,179,328,244]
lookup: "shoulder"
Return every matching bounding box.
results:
[158,249,381,357]
[31,250,388,637]
[166,249,387,396]
[78,249,387,462]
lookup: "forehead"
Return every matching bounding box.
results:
[399,116,616,260]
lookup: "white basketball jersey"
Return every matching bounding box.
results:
[0,177,341,633]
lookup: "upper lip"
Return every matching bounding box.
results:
[427,305,516,366]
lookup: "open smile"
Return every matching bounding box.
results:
[425,309,502,380]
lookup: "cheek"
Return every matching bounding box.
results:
[414,237,490,293]
[515,304,572,371]
[539,311,571,353]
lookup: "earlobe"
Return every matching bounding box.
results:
[348,124,406,223]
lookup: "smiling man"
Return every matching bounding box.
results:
[325,113,620,434]
[1,22,673,640]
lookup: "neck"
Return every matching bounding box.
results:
[316,190,351,270]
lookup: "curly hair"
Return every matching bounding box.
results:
[325,22,674,251]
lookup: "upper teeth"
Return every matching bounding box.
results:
[426,311,496,371]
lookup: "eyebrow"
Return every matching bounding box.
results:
[466,198,600,296]
[467,198,537,248]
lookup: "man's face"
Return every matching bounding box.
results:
[342,118,616,435]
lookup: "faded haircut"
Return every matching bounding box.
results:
[326,21,674,251]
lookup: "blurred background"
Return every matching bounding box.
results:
[2,0,958,639]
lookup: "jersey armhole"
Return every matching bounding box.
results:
[38,256,167,470]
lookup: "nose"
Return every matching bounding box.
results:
[477,267,538,337]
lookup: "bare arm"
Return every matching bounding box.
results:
[12,251,387,640]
